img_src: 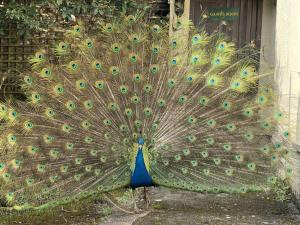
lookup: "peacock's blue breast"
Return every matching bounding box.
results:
[130,147,153,188]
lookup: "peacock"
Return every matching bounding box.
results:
[0,9,293,211]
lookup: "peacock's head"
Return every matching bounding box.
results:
[137,137,145,145]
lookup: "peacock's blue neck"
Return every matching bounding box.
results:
[130,140,153,188]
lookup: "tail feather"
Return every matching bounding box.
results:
[0,11,293,210]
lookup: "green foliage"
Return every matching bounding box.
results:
[0,0,147,37]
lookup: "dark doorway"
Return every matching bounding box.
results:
[190,0,263,48]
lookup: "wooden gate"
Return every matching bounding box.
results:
[190,0,263,48]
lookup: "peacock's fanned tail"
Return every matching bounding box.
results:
[0,11,293,210]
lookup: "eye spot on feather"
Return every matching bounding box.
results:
[244,131,254,141]
[226,123,236,132]
[7,134,17,145]
[187,116,197,125]
[174,154,181,161]
[247,163,256,171]
[171,58,177,66]
[206,137,214,145]
[76,79,87,90]
[283,131,289,138]
[219,43,225,49]
[178,95,187,105]
[167,78,176,88]
[5,192,14,202]
[157,99,166,107]
[31,92,41,103]
[37,164,46,173]
[261,121,272,129]
[126,15,135,24]
[267,176,277,185]
[111,43,121,53]
[123,108,132,117]
[27,146,38,155]
[66,142,74,151]
[170,39,177,49]
[182,148,191,156]
[242,108,254,117]
[85,39,93,48]
[152,25,161,33]
[40,68,52,78]
[105,23,113,32]
[223,143,232,151]
[8,110,17,120]
[45,107,55,118]
[274,142,282,151]
[43,134,54,144]
[110,66,120,76]
[71,63,78,70]
[213,158,221,165]
[152,123,158,131]
[62,124,71,133]
[74,25,81,33]
[53,84,64,95]
[108,102,119,111]
[131,95,140,104]
[187,134,196,143]
[119,124,129,133]
[0,163,5,171]
[198,96,209,106]
[129,53,138,63]
[144,107,153,116]
[150,64,159,74]
[152,46,159,54]
[274,111,283,121]
[50,149,60,159]
[201,150,208,158]
[257,95,267,105]
[131,34,140,44]
[84,100,93,110]
[24,75,33,85]
[235,154,243,162]
[203,168,210,176]
[95,80,105,90]
[192,34,201,45]
[143,84,152,93]
[222,100,231,110]
[24,121,33,130]
[133,74,142,82]
[91,60,103,71]
[260,145,270,154]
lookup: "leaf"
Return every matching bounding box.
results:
[93,8,98,15]
[56,0,63,6]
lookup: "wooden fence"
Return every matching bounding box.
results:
[0,24,63,99]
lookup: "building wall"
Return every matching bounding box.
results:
[272,0,300,198]
[275,0,300,142]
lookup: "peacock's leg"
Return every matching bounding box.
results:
[144,187,150,209]
[132,188,141,212]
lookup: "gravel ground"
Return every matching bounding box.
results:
[0,187,299,225]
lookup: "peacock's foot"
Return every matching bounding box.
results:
[133,201,143,213]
